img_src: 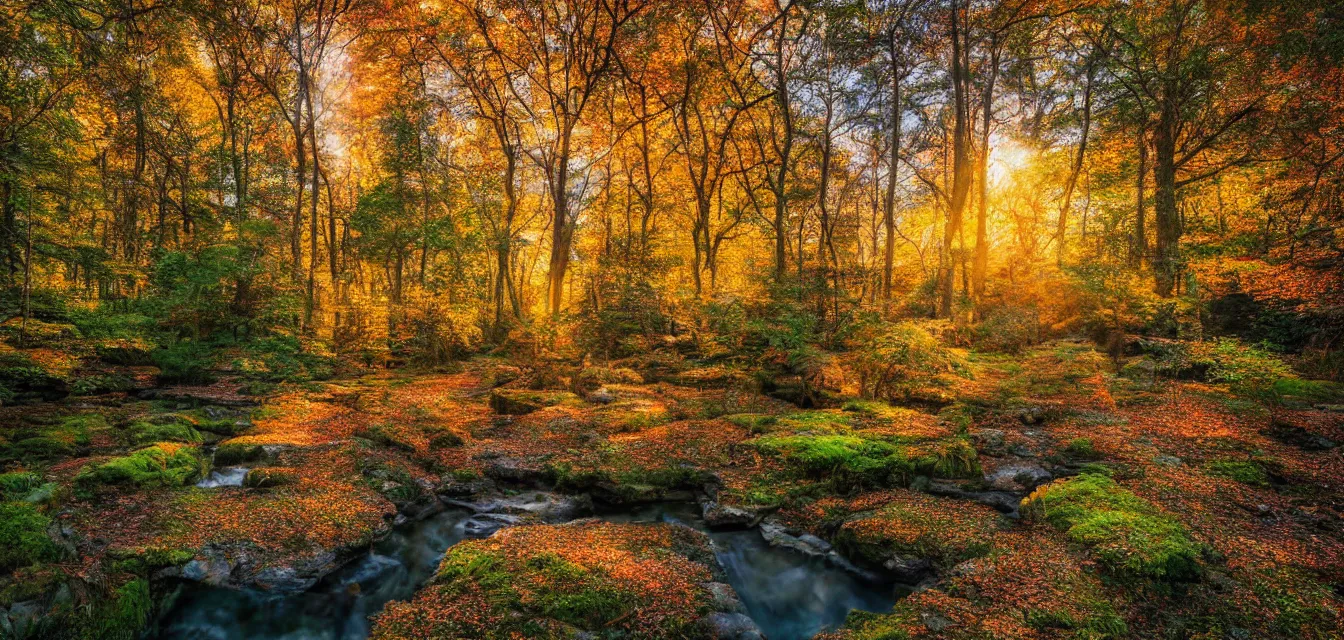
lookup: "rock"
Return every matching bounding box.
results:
[181,546,238,585]
[251,550,341,592]
[927,481,1022,515]
[400,493,445,521]
[1153,454,1183,467]
[702,612,765,640]
[701,502,755,529]
[972,429,1005,454]
[587,387,616,404]
[436,476,494,499]
[6,601,41,638]
[483,458,549,486]
[921,611,955,632]
[1017,407,1044,425]
[759,522,830,556]
[703,581,746,614]
[1267,422,1338,451]
[884,555,934,582]
[985,462,1052,492]
[462,513,525,536]
[446,490,591,523]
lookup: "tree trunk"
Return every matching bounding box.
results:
[547,124,574,318]
[1132,125,1148,267]
[883,55,901,314]
[941,1,972,318]
[972,43,999,304]
[1152,94,1180,297]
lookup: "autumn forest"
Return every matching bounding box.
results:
[1,0,1343,638]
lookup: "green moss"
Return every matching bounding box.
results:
[12,435,74,460]
[757,434,913,491]
[125,419,203,446]
[913,437,981,479]
[1025,473,1202,583]
[108,546,193,574]
[527,552,637,628]
[74,444,205,494]
[88,578,152,640]
[724,413,777,434]
[1204,460,1270,486]
[195,417,250,436]
[0,471,44,499]
[0,501,64,571]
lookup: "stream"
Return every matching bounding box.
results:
[151,502,902,640]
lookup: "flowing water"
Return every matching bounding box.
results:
[195,468,249,489]
[152,502,902,640]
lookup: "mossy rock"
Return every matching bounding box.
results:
[1023,473,1203,584]
[75,444,205,494]
[9,436,77,461]
[125,419,203,446]
[370,522,721,639]
[489,389,582,415]
[212,443,267,466]
[428,431,465,449]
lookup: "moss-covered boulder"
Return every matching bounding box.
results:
[0,501,64,571]
[1023,473,1203,583]
[75,444,205,494]
[371,521,734,639]
[489,389,582,415]
[125,419,203,446]
[212,443,268,466]
[828,490,1002,572]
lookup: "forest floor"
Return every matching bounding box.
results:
[1,338,1342,639]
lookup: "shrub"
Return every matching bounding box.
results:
[154,341,216,385]
[573,278,667,359]
[0,501,63,571]
[0,351,68,402]
[75,444,204,494]
[1024,473,1202,583]
[971,305,1040,354]
[847,319,968,401]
